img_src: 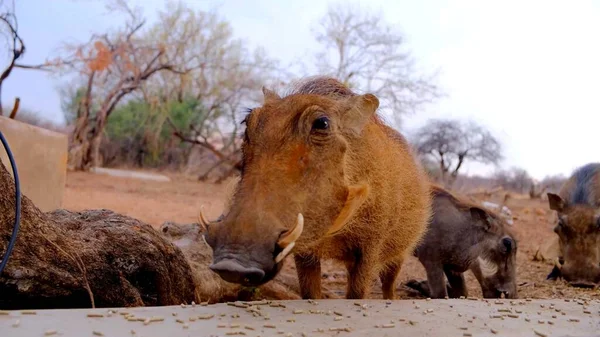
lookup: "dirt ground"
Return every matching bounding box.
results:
[63,170,600,301]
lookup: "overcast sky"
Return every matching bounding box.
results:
[4,0,600,180]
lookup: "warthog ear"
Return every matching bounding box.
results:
[470,207,492,231]
[325,183,370,236]
[342,94,380,134]
[262,86,281,104]
[547,193,565,212]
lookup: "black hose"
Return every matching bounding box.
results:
[0,130,21,275]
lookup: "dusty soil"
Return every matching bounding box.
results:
[63,170,600,301]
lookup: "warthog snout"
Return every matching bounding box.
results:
[561,263,600,288]
[202,210,305,287]
[209,259,266,285]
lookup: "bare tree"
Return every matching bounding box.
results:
[141,2,282,181]
[412,118,503,187]
[312,2,442,126]
[493,167,533,194]
[56,0,200,170]
[0,0,23,117]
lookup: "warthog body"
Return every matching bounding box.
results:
[547,163,600,287]
[411,185,517,299]
[201,77,432,299]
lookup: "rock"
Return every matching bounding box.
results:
[533,236,561,264]
[0,160,196,309]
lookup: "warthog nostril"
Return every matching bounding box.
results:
[209,259,265,285]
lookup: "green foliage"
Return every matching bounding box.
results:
[104,97,205,167]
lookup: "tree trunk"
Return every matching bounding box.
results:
[0,160,196,309]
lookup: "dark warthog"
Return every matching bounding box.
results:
[199,77,432,299]
[409,185,518,299]
[546,162,600,287]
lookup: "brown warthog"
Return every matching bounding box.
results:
[546,162,600,287]
[409,185,518,299]
[200,77,432,299]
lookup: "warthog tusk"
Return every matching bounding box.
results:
[275,241,295,263]
[201,234,209,248]
[277,213,304,248]
[198,205,211,231]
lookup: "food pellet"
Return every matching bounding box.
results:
[382,324,395,328]
[584,310,591,314]
[264,324,276,328]
[548,321,554,325]
[217,324,226,328]
[409,320,417,325]
[334,317,342,321]
[334,311,344,316]
[21,311,37,315]
[198,314,214,319]
[490,328,499,334]
[568,318,580,322]
[463,333,472,337]
[93,331,104,336]
[534,330,547,337]
[44,330,57,336]
[87,313,104,318]
[293,310,304,314]
[176,319,184,324]
[244,326,255,330]
[459,327,468,330]
[329,327,352,332]
[182,323,189,329]
[507,314,519,318]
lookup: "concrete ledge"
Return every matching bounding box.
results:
[0,116,68,212]
[0,299,598,337]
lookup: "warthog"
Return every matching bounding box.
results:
[200,77,432,299]
[546,162,600,287]
[409,185,517,299]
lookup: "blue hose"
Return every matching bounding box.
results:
[0,130,21,275]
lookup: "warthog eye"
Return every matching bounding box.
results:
[312,116,330,131]
[501,237,514,254]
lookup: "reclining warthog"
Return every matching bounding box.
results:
[546,162,600,287]
[199,77,432,299]
[409,185,518,299]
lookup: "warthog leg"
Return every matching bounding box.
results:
[294,253,322,299]
[379,258,404,300]
[344,249,377,299]
[444,266,468,298]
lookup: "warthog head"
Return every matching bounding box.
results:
[469,207,518,299]
[199,82,378,287]
[547,193,600,287]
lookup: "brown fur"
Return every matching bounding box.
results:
[546,163,600,286]
[205,76,432,299]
